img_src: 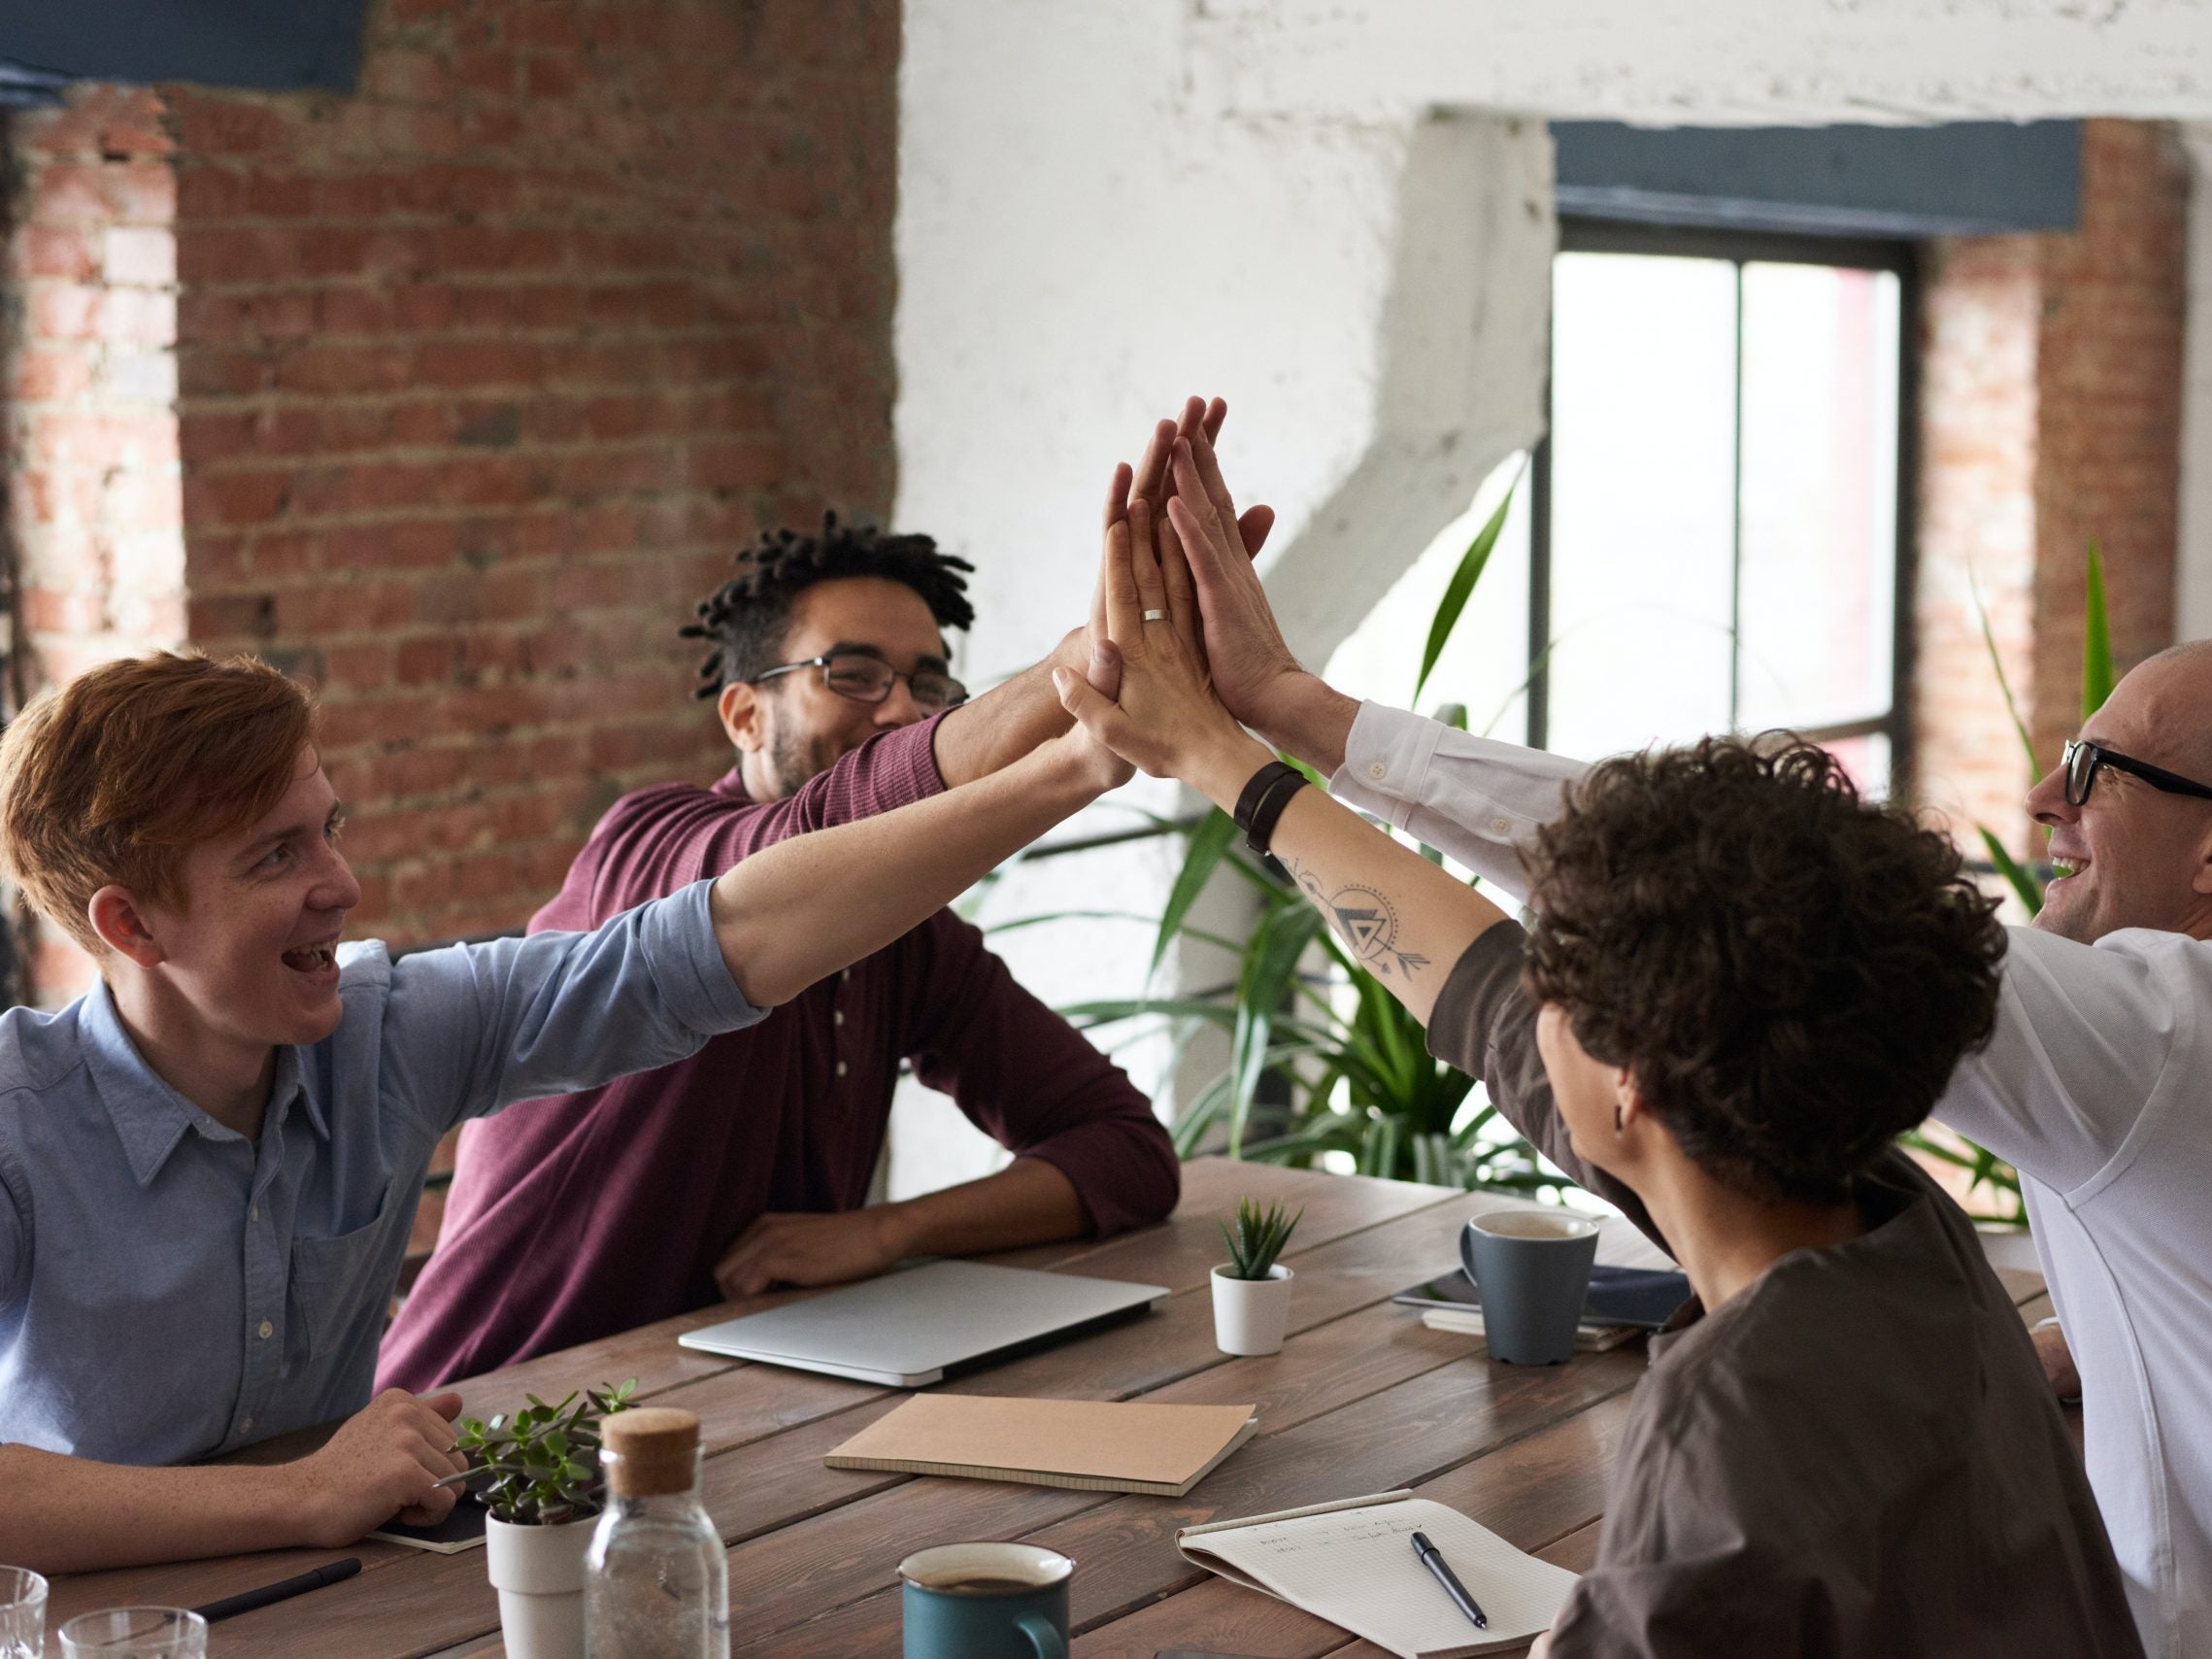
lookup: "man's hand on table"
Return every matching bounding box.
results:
[714,1208,905,1301]
[281,1388,468,1546]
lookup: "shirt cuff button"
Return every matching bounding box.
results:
[1491,817,1511,833]
[1368,762,1388,780]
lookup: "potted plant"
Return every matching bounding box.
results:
[1211,1198,1301,1356]
[454,1378,636,1659]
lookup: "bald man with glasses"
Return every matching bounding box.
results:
[1156,405,2212,1656]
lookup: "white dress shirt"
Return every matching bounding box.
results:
[1333,699,2210,1659]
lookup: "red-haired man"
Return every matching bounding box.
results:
[0,647,1125,1572]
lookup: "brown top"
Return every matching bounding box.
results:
[1428,923,2143,1659]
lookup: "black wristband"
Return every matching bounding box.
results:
[1234,761,1308,855]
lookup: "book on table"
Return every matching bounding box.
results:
[823,1394,1257,1498]
[1177,1489,1578,1658]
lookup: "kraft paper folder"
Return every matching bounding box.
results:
[823,1395,1258,1497]
[1177,1489,1579,1658]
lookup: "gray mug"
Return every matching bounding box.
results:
[899,1541,1071,1659]
[1460,1208,1600,1365]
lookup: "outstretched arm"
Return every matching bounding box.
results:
[712,705,1128,1009]
[931,397,1275,788]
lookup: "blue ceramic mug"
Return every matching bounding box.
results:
[899,1541,1072,1659]
[1461,1207,1600,1365]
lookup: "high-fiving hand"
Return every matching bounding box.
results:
[1053,450,1275,806]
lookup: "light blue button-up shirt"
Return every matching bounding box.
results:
[0,879,759,1466]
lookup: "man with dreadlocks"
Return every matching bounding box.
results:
[380,402,1264,1388]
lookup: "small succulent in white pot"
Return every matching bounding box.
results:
[1211,1199,1302,1356]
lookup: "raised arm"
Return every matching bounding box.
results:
[709,723,1124,1007]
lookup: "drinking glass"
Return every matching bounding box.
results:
[0,1567,47,1659]
[55,1609,205,1659]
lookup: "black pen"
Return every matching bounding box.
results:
[190,1556,361,1623]
[1410,1530,1488,1630]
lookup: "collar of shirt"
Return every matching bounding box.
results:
[77,980,327,1187]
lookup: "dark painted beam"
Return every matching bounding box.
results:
[0,0,369,100]
[1553,120,2081,239]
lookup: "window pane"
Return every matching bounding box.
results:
[1820,731,1892,801]
[1735,262,1900,732]
[1545,253,1738,761]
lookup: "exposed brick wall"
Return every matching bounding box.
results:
[1912,118,2188,860]
[4,88,187,995]
[2029,120,2189,761]
[4,1,898,990]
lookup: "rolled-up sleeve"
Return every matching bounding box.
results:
[899,913,1178,1236]
[1329,703,1585,905]
[385,879,765,1134]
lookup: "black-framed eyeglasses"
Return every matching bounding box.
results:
[750,652,968,713]
[2062,739,2212,807]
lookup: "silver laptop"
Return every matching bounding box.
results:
[677,1259,1169,1387]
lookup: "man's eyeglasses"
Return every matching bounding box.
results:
[751,652,968,713]
[2062,739,2212,807]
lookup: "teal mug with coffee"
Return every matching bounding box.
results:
[899,1541,1071,1659]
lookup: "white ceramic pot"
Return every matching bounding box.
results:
[1210,1263,1293,1356]
[486,1510,595,1659]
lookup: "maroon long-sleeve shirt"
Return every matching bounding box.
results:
[378,717,1177,1390]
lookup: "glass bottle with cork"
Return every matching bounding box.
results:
[583,1406,729,1658]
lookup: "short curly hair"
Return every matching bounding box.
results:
[680,512,976,701]
[1521,735,2005,1205]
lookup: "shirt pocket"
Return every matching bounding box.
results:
[286,1178,399,1368]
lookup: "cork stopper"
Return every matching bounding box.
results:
[600,1407,701,1498]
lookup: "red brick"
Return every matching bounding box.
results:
[11,346,94,403]
[9,0,901,985]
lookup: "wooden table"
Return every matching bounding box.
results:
[47,1159,2052,1657]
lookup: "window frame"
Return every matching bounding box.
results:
[1526,218,1922,789]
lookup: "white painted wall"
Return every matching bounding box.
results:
[1189,0,2212,127]
[887,1,1556,1197]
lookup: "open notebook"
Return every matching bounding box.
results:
[1178,1490,1579,1658]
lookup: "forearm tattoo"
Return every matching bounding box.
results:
[1284,857,1430,980]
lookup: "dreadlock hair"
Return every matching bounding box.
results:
[680,512,977,701]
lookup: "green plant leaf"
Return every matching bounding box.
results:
[1152,808,1239,978]
[2082,540,2114,720]
[1225,903,1326,1155]
[1967,562,2039,782]
[1414,468,1521,708]
[1977,826,2044,916]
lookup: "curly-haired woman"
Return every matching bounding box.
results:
[1056,444,2141,1658]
